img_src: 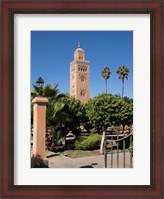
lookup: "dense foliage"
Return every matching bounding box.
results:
[31,82,133,152]
[85,93,133,131]
[58,95,88,135]
[31,84,66,127]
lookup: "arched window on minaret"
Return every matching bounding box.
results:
[80,89,86,97]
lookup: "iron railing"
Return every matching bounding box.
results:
[104,130,133,168]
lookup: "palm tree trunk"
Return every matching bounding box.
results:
[122,79,124,98]
[105,79,107,94]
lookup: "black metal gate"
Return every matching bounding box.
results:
[104,130,133,168]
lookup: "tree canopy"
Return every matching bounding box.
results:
[85,94,133,131]
[58,95,88,134]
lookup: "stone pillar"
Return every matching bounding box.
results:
[32,97,48,159]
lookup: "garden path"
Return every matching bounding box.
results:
[48,152,131,168]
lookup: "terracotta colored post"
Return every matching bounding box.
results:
[32,97,48,159]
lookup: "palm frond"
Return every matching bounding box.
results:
[101,67,111,80]
[116,65,129,81]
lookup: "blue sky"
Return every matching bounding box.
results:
[31,31,133,98]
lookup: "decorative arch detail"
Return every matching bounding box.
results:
[80,88,86,97]
[79,73,87,82]
[78,65,87,72]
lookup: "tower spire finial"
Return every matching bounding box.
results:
[78,42,80,48]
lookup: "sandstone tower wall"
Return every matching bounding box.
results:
[70,44,90,104]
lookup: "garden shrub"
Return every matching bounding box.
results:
[75,134,102,150]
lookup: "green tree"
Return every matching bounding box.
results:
[101,67,111,94]
[85,94,133,153]
[116,65,129,98]
[50,101,72,146]
[86,94,133,129]
[31,83,66,127]
[48,95,89,149]
[59,95,89,135]
[85,94,113,131]
[85,93,113,154]
[31,83,64,101]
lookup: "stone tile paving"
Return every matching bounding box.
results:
[48,152,132,168]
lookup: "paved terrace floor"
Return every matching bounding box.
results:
[47,152,132,168]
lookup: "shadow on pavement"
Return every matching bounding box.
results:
[80,165,94,168]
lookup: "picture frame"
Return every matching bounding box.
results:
[1,0,163,198]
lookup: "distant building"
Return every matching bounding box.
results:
[70,43,90,104]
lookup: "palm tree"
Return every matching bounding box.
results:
[31,83,64,101]
[101,67,111,94]
[31,83,66,126]
[50,101,72,146]
[116,65,129,98]
[31,83,71,149]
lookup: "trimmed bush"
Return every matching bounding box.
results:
[75,134,102,150]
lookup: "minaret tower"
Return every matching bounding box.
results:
[70,43,90,104]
